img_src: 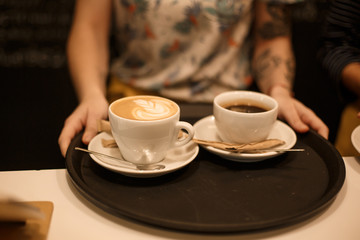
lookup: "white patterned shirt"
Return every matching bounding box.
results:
[111,0,302,102]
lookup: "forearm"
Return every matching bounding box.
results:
[67,0,112,102]
[253,38,294,96]
[252,2,294,97]
[321,0,360,99]
[67,28,109,101]
[342,62,360,97]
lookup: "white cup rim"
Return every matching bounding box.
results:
[214,90,278,115]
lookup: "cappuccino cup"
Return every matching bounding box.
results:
[213,91,278,143]
[109,95,194,165]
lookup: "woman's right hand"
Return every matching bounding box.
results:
[58,95,109,157]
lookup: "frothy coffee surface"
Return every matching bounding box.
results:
[111,96,177,121]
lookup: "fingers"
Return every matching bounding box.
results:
[280,102,310,133]
[315,124,330,140]
[82,116,100,145]
[58,97,109,157]
[277,98,329,140]
[58,134,70,158]
[82,99,109,144]
[295,101,329,139]
[58,114,85,157]
[280,100,329,139]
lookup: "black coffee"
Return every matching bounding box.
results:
[222,100,269,113]
[225,104,267,113]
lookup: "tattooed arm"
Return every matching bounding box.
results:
[252,1,329,139]
[252,2,294,95]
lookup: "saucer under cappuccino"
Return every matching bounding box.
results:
[110,95,178,121]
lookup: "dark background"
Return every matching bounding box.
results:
[292,0,344,143]
[1,0,77,170]
[0,0,344,171]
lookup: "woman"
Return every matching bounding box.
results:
[59,0,328,157]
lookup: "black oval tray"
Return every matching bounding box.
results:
[66,130,345,233]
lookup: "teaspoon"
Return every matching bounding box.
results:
[75,147,166,171]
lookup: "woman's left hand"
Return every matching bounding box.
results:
[271,86,329,139]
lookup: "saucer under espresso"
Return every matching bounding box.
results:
[194,116,297,162]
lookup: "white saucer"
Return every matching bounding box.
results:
[193,116,297,162]
[351,125,360,153]
[88,132,199,178]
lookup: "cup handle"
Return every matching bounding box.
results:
[172,121,194,148]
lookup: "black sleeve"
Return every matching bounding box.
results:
[320,0,360,102]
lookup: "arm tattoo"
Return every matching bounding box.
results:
[257,4,291,39]
[285,58,295,82]
[253,48,295,84]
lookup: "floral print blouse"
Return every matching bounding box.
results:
[111,0,302,102]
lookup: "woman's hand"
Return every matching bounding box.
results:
[58,95,109,157]
[271,85,329,139]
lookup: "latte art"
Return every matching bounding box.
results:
[132,99,173,120]
[110,96,178,121]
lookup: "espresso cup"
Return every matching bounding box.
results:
[213,91,278,143]
[109,95,194,165]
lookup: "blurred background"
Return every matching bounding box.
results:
[1,0,77,170]
[1,0,345,170]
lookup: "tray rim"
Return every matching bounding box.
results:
[65,130,346,233]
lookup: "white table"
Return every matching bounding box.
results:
[1,157,360,240]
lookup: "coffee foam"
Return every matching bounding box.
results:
[131,99,174,120]
[111,96,177,121]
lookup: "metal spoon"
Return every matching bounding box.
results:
[75,147,166,171]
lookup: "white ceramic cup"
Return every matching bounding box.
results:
[213,91,278,143]
[109,96,194,165]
